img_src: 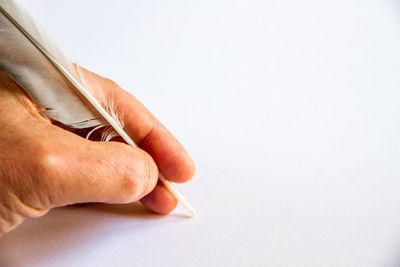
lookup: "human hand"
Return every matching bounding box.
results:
[0,67,195,236]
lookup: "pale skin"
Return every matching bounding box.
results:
[0,67,195,236]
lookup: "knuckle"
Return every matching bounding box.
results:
[117,148,158,202]
[29,142,65,208]
[0,135,60,213]
[118,168,140,202]
[33,143,61,181]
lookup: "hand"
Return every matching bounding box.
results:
[0,68,195,236]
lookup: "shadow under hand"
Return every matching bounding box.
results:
[73,202,157,218]
[0,202,183,267]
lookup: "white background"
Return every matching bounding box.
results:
[1,0,400,266]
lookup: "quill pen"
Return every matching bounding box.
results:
[0,0,195,217]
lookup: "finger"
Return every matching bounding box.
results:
[140,182,178,214]
[77,67,195,183]
[35,125,159,208]
[0,70,159,211]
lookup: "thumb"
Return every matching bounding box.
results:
[36,132,159,208]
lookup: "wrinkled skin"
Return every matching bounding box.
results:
[0,68,195,236]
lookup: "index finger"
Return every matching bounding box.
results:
[80,67,195,183]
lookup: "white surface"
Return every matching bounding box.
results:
[1,0,400,266]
